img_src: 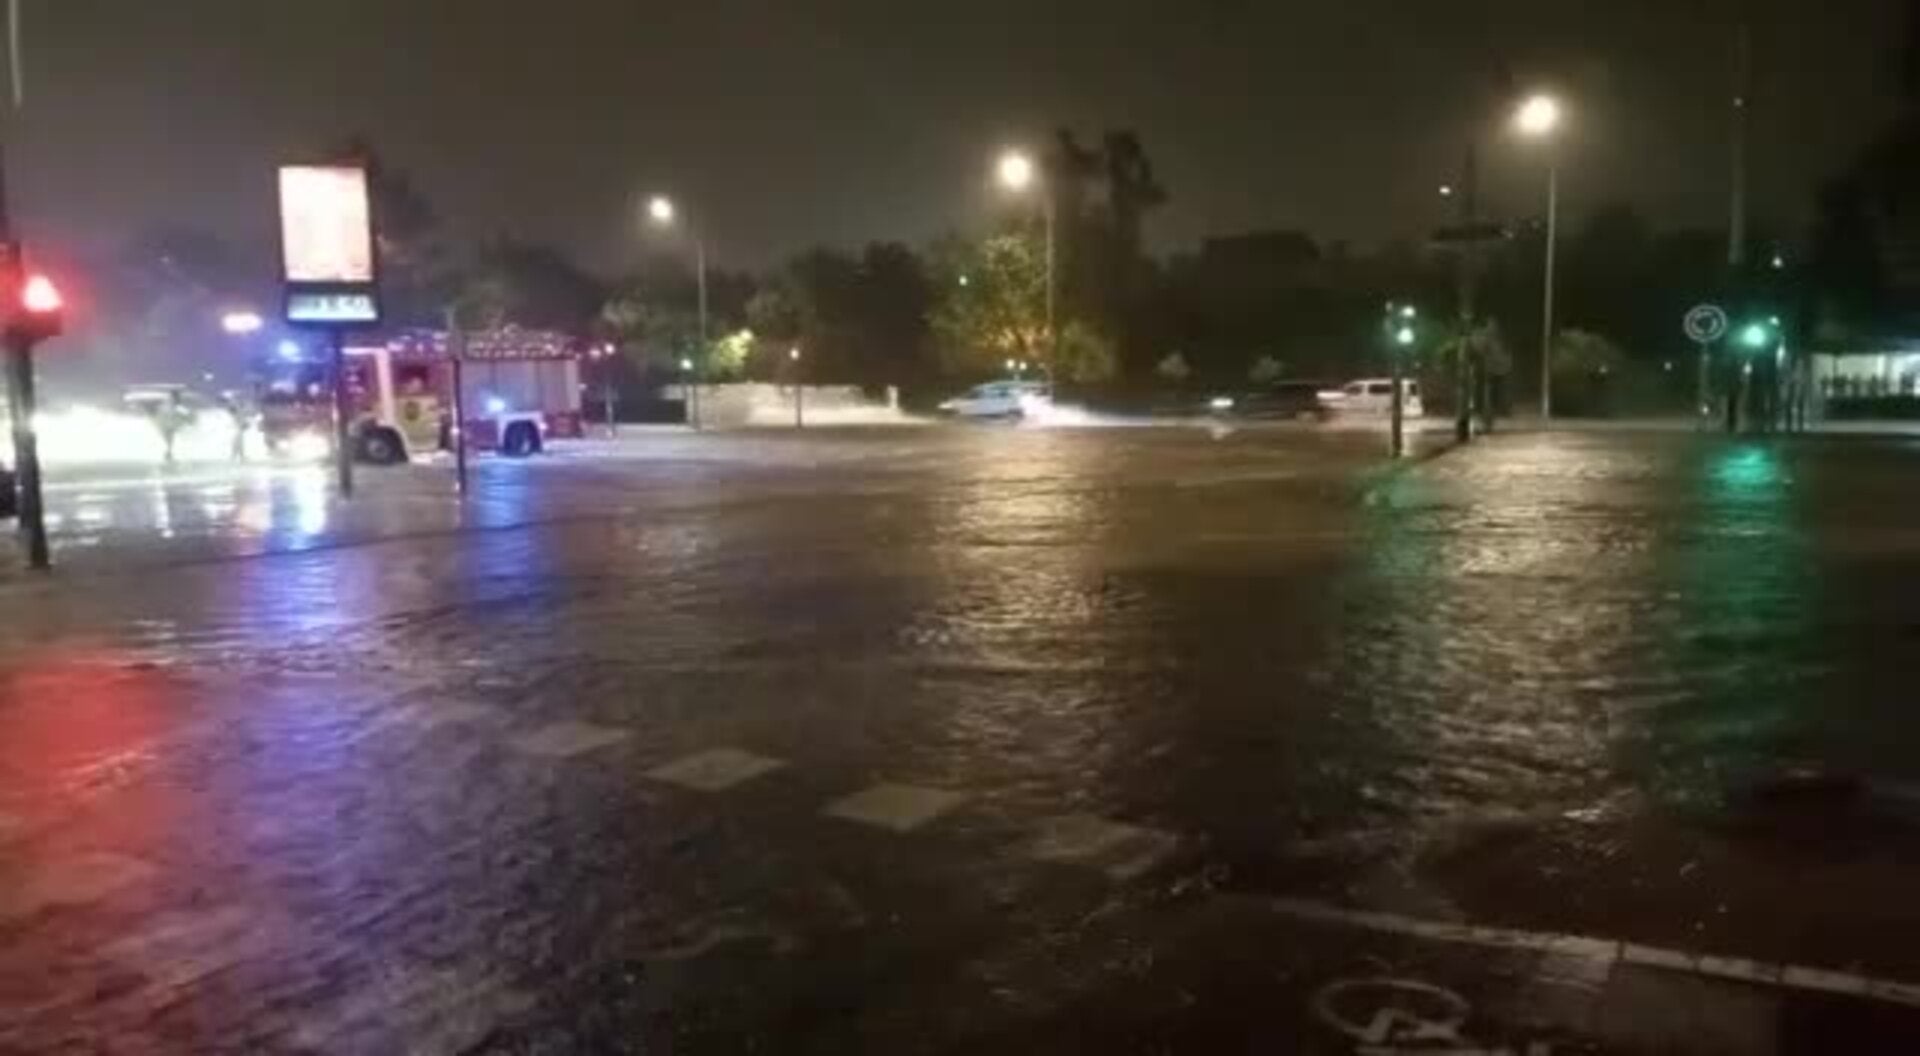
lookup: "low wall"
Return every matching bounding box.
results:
[662,384,907,427]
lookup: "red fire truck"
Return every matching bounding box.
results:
[257,326,586,463]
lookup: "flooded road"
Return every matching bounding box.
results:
[2,426,1918,1052]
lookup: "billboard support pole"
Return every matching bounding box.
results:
[330,328,354,498]
[449,325,468,496]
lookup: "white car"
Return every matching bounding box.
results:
[1316,378,1422,418]
[939,380,1052,420]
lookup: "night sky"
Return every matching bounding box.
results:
[7,0,1910,275]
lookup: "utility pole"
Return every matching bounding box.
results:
[1,1,47,569]
[1454,143,1480,444]
[1728,18,1751,273]
[1726,14,1753,432]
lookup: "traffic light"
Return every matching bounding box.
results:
[5,271,62,344]
[1737,316,1778,353]
[1384,302,1419,347]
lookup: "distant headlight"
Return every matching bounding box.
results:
[1209,396,1235,411]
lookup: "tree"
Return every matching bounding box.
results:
[759,243,935,386]
[1155,352,1192,385]
[324,137,454,326]
[1248,355,1285,385]
[1055,321,1118,384]
[600,282,700,373]
[929,230,1047,376]
[453,239,605,333]
[706,328,754,381]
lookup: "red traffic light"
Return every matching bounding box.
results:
[21,274,60,313]
[7,271,63,343]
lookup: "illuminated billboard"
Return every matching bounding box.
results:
[278,164,380,325]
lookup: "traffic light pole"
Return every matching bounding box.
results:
[329,328,355,498]
[1389,354,1405,458]
[5,335,45,568]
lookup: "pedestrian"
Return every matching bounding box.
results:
[159,391,185,465]
[220,393,248,463]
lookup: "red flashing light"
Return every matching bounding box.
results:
[21,274,60,314]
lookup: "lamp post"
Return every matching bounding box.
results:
[788,347,804,428]
[647,194,707,430]
[995,149,1056,369]
[1515,93,1563,423]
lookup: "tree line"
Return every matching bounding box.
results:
[71,116,1920,411]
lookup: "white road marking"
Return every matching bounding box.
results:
[824,783,967,833]
[507,720,631,758]
[0,851,156,922]
[1267,896,1920,1010]
[400,701,502,731]
[1025,814,1178,880]
[645,747,785,792]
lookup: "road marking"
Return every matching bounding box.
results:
[646,747,785,792]
[1025,814,1177,880]
[1267,896,1920,1010]
[824,783,967,833]
[0,851,156,922]
[506,720,631,758]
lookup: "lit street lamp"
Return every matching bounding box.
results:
[788,346,804,428]
[996,148,1056,370]
[221,310,263,335]
[647,193,708,429]
[1515,92,1564,422]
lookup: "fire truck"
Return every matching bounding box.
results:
[256,326,586,463]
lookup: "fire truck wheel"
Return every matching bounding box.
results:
[502,422,541,458]
[359,428,407,465]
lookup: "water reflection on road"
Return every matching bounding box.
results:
[3,428,1920,1050]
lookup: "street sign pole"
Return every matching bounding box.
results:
[1390,353,1405,458]
[1683,304,1728,433]
[329,328,354,498]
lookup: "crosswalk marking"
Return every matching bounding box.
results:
[507,720,631,758]
[824,783,967,833]
[1024,814,1178,880]
[645,747,785,791]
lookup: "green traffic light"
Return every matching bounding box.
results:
[1739,322,1771,350]
[1394,325,1416,347]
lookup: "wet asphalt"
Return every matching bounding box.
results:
[2,424,1920,1054]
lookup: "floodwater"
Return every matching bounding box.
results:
[2,426,1919,1052]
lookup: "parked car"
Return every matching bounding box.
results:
[938,379,1052,420]
[1205,381,1333,421]
[1316,378,1422,417]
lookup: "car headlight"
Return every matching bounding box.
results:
[1209,396,1235,411]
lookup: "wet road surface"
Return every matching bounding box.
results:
[3,426,1920,1053]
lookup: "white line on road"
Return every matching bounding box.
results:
[1264,896,1920,1010]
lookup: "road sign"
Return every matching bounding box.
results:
[1684,303,1728,345]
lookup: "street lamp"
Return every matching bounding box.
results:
[788,347,804,428]
[995,148,1056,370]
[221,310,263,335]
[1515,92,1564,423]
[1515,94,1564,418]
[646,192,708,429]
